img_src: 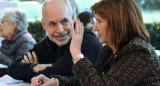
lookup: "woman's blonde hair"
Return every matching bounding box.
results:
[91,0,150,49]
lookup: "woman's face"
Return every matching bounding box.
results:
[93,14,110,44]
[0,16,15,39]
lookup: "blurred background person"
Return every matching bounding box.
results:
[0,8,36,66]
[77,11,98,36]
[77,11,94,30]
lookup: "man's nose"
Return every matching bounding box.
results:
[56,23,64,33]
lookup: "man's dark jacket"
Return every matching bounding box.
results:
[8,28,102,82]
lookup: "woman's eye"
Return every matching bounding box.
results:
[97,20,101,23]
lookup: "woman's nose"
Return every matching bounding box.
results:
[93,23,98,31]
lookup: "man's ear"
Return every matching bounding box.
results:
[41,19,46,30]
[72,15,74,21]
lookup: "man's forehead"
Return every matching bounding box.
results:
[42,0,73,23]
[48,17,70,23]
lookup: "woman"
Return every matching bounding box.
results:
[31,0,160,85]
[0,8,36,66]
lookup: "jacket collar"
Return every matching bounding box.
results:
[104,37,149,58]
[115,37,149,57]
[9,29,28,41]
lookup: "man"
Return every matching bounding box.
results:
[8,0,102,82]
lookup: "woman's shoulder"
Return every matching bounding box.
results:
[129,37,153,51]
[17,32,36,44]
[122,37,158,59]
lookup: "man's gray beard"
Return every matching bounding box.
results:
[49,34,71,47]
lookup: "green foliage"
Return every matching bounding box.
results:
[135,0,160,10]
[145,22,160,50]
[27,19,46,42]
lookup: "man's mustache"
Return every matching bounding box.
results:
[51,31,70,37]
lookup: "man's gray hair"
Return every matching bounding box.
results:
[1,8,28,32]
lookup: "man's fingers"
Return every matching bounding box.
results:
[27,52,34,63]
[43,64,52,68]
[22,59,25,63]
[38,64,52,71]
[23,55,29,63]
[47,64,52,67]
[32,51,38,64]
[22,51,38,64]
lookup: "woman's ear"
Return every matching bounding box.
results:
[12,22,16,30]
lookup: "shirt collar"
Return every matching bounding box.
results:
[7,32,17,40]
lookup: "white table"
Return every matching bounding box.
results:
[0,74,31,86]
[155,50,160,56]
[0,64,7,69]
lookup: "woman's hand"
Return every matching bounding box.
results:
[70,18,84,60]
[31,74,57,86]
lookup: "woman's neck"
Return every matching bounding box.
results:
[6,32,17,40]
[106,43,118,54]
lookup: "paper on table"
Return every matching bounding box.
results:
[155,50,160,56]
[0,64,8,68]
[0,74,23,84]
[0,81,8,86]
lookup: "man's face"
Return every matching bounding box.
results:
[42,2,73,47]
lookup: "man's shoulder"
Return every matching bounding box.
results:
[82,28,102,48]
[84,28,96,36]
[83,28,99,42]
[37,36,47,44]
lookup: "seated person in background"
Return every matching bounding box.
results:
[77,11,94,30]
[0,8,36,66]
[8,0,102,82]
[77,11,98,36]
[31,0,160,86]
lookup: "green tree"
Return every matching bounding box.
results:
[28,20,46,42]
[135,0,160,10]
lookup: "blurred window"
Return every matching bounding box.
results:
[75,0,99,13]
[18,1,42,21]
[0,1,42,21]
